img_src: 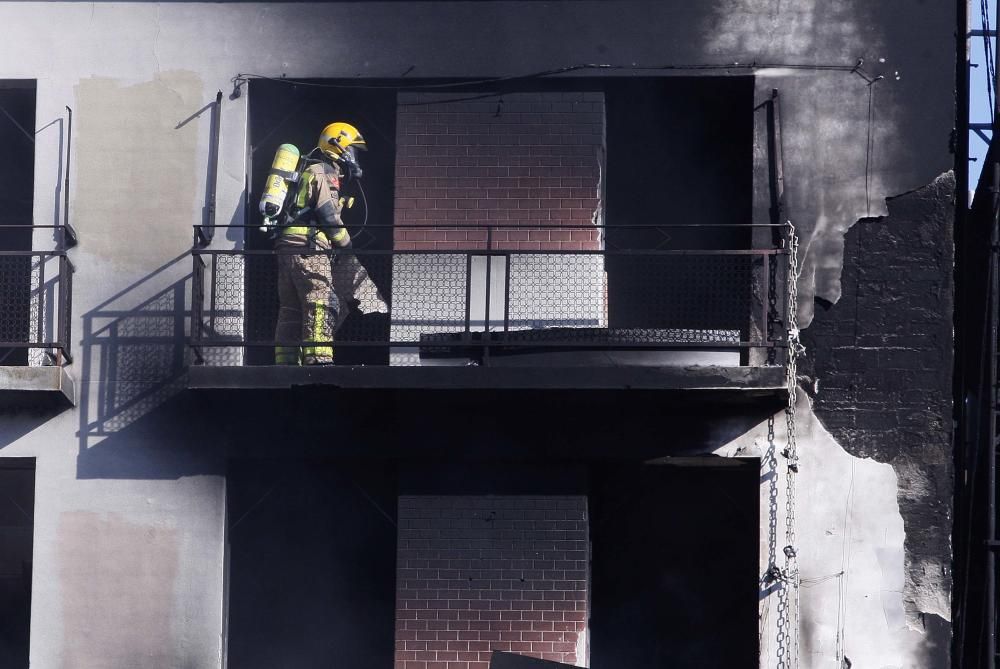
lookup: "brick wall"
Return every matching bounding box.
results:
[394,92,604,251]
[801,172,954,624]
[395,496,589,669]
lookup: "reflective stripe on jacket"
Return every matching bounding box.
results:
[278,161,349,249]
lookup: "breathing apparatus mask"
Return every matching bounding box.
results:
[337,145,363,182]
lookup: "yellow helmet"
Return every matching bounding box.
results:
[317,122,366,160]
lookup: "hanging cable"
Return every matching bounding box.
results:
[231,60,877,98]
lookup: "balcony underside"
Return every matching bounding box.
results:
[187,362,787,400]
[0,366,75,408]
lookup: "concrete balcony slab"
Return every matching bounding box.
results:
[0,366,76,408]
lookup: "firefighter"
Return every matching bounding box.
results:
[274,122,366,365]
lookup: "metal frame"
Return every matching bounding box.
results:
[189,222,791,366]
[0,225,75,365]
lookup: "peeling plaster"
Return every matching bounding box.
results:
[717,397,949,668]
[701,0,949,326]
[800,172,955,633]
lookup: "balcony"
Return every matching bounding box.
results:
[0,225,75,407]
[188,223,789,397]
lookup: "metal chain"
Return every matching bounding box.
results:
[780,221,805,668]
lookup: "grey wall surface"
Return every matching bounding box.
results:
[0,2,954,668]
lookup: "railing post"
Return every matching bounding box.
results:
[191,252,205,364]
[464,253,473,337]
[36,254,45,361]
[60,254,74,364]
[503,251,511,333]
[210,254,218,336]
[483,226,492,366]
[63,108,78,247]
[761,252,770,351]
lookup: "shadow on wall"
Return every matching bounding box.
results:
[0,404,67,452]
[76,253,225,480]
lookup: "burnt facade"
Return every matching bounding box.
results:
[0,2,958,668]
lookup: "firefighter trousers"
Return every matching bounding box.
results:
[274,250,338,365]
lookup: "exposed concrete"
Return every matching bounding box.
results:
[0,366,75,407]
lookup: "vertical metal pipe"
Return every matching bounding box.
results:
[483,228,492,366]
[957,0,970,213]
[988,145,1000,669]
[954,0,971,656]
[199,91,222,246]
[64,107,72,244]
[995,1,1000,126]
[192,253,204,364]
[484,229,492,334]
[503,253,511,333]
[210,254,218,334]
[61,256,73,364]
[761,253,770,348]
[989,5,1000,664]
[464,253,472,335]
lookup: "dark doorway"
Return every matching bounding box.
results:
[604,77,754,335]
[0,458,35,668]
[0,82,36,366]
[226,460,397,669]
[245,81,397,365]
[589,460,758,668]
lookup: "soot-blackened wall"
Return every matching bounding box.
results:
[589,462,759,669]
[801,172,954,627]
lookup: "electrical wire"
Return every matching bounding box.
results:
[399,91,510,107]
[800,571,845,587]
[836,460,857,663]
[231,61,874,97]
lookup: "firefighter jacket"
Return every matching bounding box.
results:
[278,161,350,249]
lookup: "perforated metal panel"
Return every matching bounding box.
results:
[0,256,32,346]
[192,242,783,366]
[390,253,468,343]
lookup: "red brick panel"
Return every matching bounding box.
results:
[394,92,604,251]
[395,496,589,669]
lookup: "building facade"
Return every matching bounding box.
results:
[0,2,955,668]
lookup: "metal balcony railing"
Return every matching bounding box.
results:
[0,225,75,365]
[190,223,790,368]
